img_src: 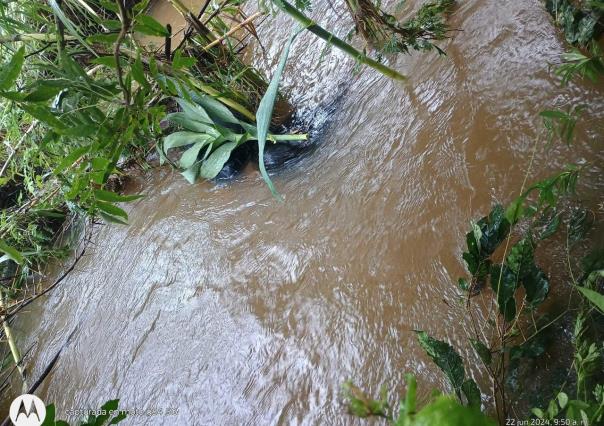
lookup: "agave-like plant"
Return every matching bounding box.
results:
[160,32,305,199]
[159,93,306,184]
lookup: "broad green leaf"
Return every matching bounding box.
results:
[179,141,210,169]
[91,157,110,172]
[191,92,241,125]
[478,205,510,255]
[172,50,196,70]
[97,201,128,219]
[91,56,128,69]
[21,104,66,129]
[181,162,200,184]
[504,197,527,224]
[0,239,24,265]
[163,132,213,152]
[490,264,518,321]
[255,29,301,201]
[469,339,491,365]
[54,145,90,174]
[94,189,144,203]
[584,269,604,289]
[568,207,592,244]
[410,396,496,426]
[199,142,237,179]
[416,331,465,394]
[23,81,64,102]
[0,91,25,101]
[131,54,150,90]
[0,46,25,90]
[176,98,213,124]
[461,379,481,408]
[134,15,170,37]
[165,112,217,134]
[99,211,128,225]
[506,237,534,278]
[540,110,568,119]
[577,286,604,313]
[557,392,569,409]
[538,210,561,240]
[41,404,56,426]
[522,266,549,308]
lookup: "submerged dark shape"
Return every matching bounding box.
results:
[215,143,253,180]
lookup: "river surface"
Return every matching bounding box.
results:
[5,0,604,424]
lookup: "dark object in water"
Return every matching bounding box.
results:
[215,139,314,180]
[215,143,253,180]
[248,140,314,171]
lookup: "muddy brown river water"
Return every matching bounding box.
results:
[4,0,604,424]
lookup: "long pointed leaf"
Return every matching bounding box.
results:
[255,29,301,201]
[0,46,24,90]
[199,142,238,180]
[49,0,98,57]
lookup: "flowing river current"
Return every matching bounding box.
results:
[4,0,604,424]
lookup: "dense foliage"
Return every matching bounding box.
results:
[345,1,604,424]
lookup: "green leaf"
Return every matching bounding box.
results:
[343,381,390,418]
[172,49,196,70]
[41,404,56,426]
[0,239,24,265]
[165,112,217,135]
[94,189,144,203]
[163,132,213,153]
[568,207,592,245]
[490,264,518,322]
[410,395,496,426]
[134,15,170,37]
[190,92,241,125]
[522,266,549,308]
[506,237,534,277]
[90,56,128,69]
[23,81,64,102]
[576,286,604,313]
[49,0,98,56]
[255,29,301,201]
[469,339,491,365]
[199,142,237,180]
[181,162,200,184]
[176,98,213,124]
[97,201,128,220]
[21,104,66,129]
[557,392,569,410]
[0,46,24,91]
[131,54,150,90]
[416,331,465,394]
[179,141,210,169]
[461,379,481,408]
[91,157,110,172]
[54,145,90,174]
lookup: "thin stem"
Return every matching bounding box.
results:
[115,0,132,106]
[271,0,407,81]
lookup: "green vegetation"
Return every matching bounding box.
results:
[344,0,455,54]
[0,0,454,404]
[0,0,600,423]
[345,1,604,424]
